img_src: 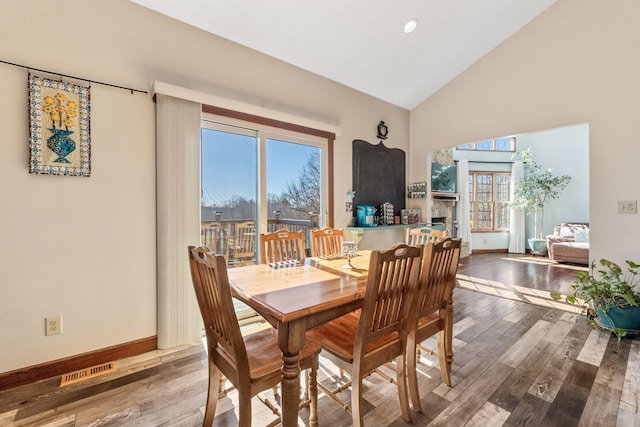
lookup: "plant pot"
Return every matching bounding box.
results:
[528,238,548,254]
[595,305,640,333]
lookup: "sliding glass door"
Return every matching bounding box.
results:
[201,119,327,266]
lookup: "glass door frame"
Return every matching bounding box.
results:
[261,131,328,237]
[201,106,335,262]
[202,105,335,227]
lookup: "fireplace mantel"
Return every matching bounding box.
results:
[431,192,460,202]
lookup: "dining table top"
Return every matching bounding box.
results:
[227,251,371,327]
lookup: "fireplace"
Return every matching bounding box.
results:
[430,200,457,238]
[431,216,446,225]
[430,216,454,237]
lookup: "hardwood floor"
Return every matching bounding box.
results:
[457,252,586,295]
[1,253,638,426]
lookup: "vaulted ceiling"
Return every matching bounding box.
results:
[131,0,557,110]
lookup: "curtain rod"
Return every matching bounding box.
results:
[453,160,514,164]
[1,59,148,94]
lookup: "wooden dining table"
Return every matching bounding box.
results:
[227,251,371,427]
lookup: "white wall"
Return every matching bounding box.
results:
[410,0,640,265]
[0,0,409,373]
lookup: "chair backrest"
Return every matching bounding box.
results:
[354,243,423,362]
[260,229,306,265]
[417,238,461,319]
[406,226,446,247]
[230,221,256,262]
[310,227,345,257]
[187,246,249,383]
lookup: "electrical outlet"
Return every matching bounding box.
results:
[618,200,637,214]
[45,315,62,336]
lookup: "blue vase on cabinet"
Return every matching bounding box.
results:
[47,128,76,163]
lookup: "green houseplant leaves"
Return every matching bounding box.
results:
[510,148,571,239]
[551,258,640,340]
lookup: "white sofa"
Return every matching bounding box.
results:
[546,222,590,265]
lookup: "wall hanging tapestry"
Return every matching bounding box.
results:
[28,74,91,176]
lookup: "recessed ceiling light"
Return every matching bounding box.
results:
[404,18,419,34]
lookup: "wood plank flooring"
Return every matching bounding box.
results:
[1,253,638,426]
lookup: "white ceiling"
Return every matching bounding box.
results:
[131,0,557,110]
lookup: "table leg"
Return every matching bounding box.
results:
[277,321,306,427]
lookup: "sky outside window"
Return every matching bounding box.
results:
[201,129,319,207]
[201,129,257,206]
[266,137,319,198]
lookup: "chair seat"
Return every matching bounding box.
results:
[242,328,322,381]
[310,312,400,365]
[415,312,445,342]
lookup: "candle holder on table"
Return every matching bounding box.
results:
[342,241,358,269]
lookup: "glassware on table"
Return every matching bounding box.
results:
[342,241,358,269]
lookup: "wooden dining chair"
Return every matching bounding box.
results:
[407,237,461,413]
[406,225,446,247]
[187,246,321,427]
[310,227,345,257]
[260,229,306,265]
[228,221,256,266]
[309,243,423,427]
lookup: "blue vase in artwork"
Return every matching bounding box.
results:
[47,128,76,163]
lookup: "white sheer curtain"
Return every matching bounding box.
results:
[156,94,202,349]
[508,160,526,253]
[456,159,471,254]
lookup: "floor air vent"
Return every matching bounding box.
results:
[60,362,115,386]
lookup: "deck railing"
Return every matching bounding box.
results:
[201,218,316,266]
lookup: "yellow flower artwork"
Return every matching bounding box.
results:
[28,74,91,177]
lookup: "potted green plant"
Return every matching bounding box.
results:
[510,149,571,253]
[551,258,640,339]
